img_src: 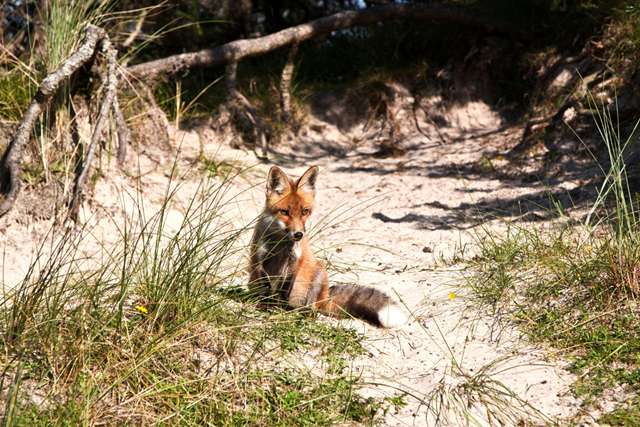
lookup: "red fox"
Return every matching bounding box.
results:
[248,166,406,328]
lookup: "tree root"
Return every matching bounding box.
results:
[0,24,112,218]
[68,38,119,220]
[225,62,268,158]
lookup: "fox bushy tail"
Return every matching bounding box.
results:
[327,284,406,328]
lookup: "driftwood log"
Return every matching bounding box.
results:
[0,25,105,217]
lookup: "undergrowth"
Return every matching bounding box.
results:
[0,167,390,426]
[467,99,640,422]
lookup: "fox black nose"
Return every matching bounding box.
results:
[293,232,304,240]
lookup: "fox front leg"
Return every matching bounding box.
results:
[288,278,324,311]
[248,265,271,298]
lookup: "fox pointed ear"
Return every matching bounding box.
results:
[296,166,319,195]
[266,167,291,196]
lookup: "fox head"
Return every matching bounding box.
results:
[264,166,318,242]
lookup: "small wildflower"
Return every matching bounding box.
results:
[448,292,457,299]
[136,305,148,314]
[496,156,503,161]
[585,247,593,252]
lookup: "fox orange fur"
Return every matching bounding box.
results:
[248,166,406,328]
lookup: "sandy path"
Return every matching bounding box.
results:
[0,95,599,425]
[268,116,587,425]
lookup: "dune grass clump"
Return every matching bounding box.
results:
[467,102,640,421]
[0,169,388,426]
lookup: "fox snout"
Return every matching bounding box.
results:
[282,222,305,241]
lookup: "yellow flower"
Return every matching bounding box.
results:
[448,292,457,299]
[585,247,592,252]
[136,305,148,314]
[496,156,503,161]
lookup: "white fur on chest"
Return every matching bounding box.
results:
[291,241,302,259]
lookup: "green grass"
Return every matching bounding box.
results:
[465,98,640,422]
[0,166,393,426]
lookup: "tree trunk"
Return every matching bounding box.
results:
[280,44,298,123]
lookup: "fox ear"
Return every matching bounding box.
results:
[266,167,291,196]
[297,166,319,195]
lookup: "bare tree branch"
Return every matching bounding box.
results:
[0,24,107,217]
[125,3,531,81]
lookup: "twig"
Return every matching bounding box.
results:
[411,101,432,141]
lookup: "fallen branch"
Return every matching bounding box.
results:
[0,24,107,217]
[125,3,531,81]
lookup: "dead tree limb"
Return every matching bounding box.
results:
[125,3,531,81]
[280,44,298,123]
[225,62,268,158]
[69,39,119,219]
[0,24,106,217]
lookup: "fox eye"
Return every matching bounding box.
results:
[279,209,289,216]
[302,209,310,216]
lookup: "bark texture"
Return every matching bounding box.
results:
[125,3,531,80]
[0,24,107,217]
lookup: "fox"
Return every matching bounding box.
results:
[248,165,406,328]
